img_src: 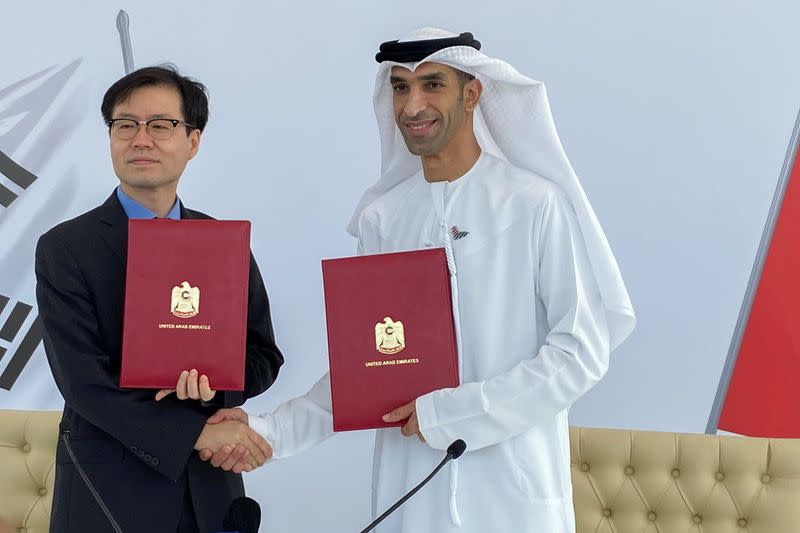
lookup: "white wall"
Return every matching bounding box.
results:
[2,1,799,531]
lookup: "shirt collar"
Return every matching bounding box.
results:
[116,186,181,220]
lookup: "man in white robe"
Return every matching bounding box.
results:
[203,28,635,532]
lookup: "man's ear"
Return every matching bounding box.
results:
[463,78,483,113]
[188,129,202,160]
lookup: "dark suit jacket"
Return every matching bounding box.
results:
[35,191,284,533]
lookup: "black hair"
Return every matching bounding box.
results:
[101,65,209,132]
[455,69,476,89]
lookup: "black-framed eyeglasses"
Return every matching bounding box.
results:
[106,118,196,141]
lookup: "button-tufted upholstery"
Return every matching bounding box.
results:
[571,426,800,533]
[1,410,799,532]
[0,410,60,533]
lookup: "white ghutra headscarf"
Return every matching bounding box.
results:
[348,27,635,350]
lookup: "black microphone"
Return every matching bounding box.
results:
[61,430,124,533]
[359,439,467,533]
[221,496,261,533]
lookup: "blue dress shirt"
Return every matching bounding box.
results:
[116,186,181,220]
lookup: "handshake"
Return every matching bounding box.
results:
[155,369,272,474]
[194,407,269,474]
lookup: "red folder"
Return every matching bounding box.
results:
[120,220,251,391]
[322,248,460,431]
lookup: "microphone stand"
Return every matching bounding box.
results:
[62,431,124,533]
[359,450,456,533]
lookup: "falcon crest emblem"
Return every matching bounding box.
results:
[171,281,200,318]
[375,317,405,354]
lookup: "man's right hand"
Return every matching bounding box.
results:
[198,408,272,473]
[194,419,272,472]
[207,407,248,425]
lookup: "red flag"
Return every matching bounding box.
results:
[717,132,800,437]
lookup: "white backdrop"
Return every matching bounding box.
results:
[1,1,799,531]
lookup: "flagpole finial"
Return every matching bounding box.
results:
[116,10,135,74]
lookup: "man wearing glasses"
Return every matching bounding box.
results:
[34,66,282,533]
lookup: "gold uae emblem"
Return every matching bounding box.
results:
[375,317,405,354]
[171,281,200,318]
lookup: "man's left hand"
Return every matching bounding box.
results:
[155,368,216,401]
[383,400,425,442]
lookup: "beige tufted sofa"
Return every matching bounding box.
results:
[0,410,59,533]
[1,409,799,532]
[570,427,800,533]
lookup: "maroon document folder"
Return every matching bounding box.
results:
[120,219,251,391]
[322,248,460,431]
